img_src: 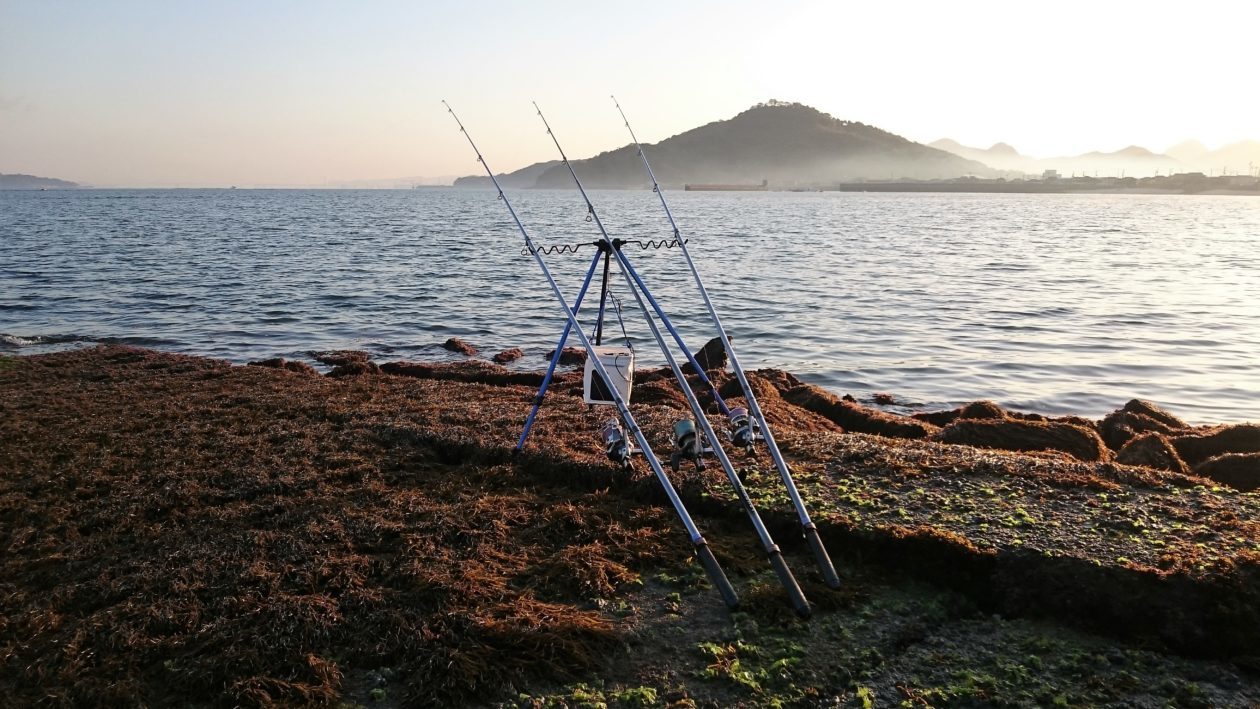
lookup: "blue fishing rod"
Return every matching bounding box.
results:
[533,102,811,616]
[612,96,842,590]
[443,101,738,609]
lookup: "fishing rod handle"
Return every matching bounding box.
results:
[804,525,841,590]
[694,541,739,610]
[768,550,811,618]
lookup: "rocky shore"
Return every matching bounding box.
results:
[2,345,1259,707]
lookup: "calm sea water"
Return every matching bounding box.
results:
[2,188,1258,424]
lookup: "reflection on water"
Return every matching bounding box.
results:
[2,188,1258,424]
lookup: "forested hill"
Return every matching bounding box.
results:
[457,102,997,189]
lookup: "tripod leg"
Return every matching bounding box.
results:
[515,250,603,452]
[594,246,612,346]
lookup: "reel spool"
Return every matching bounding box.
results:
[599,418,633,470]
[669,418,705,472]
[726,406,760,455]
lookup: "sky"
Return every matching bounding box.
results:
[2,0,1257,187]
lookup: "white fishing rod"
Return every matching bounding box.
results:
[443,101,738,609]
[533,102,811,616]
[612,96,841,590]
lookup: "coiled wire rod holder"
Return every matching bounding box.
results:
[522,238,686,257]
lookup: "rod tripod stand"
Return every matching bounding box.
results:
[515,236,711,453]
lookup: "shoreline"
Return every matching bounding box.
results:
[2,346,1259,706]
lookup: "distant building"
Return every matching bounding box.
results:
[1042,169,1060,180]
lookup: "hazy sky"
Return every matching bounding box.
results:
[2,0,1256,187]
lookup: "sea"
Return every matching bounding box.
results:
[2,188,1258,425]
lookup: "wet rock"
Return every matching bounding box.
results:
[1172,424,1260,466]
[782,383,937,440]
[443,337,477,356]
[681,336,730,375]
[247,357,319,376]
[1122,399,1188,430]
[1098,411,1177,452]
[544,347,586,366]
[492,348,524,364]
[1193,452,1260,492]
[935,419,1109,462]
[872,392,896,405]
[1116,433,1191,475]
[328,361,380,378]
[308,350,372,367]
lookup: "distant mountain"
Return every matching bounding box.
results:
[931,140,1184,177]
[460,102,996,189]
[929,139,1031,173]
[1060,146,1183,177]
[0,173,79,189]
[452,160,561,189]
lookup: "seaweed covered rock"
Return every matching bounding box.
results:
[309,350,372,367]
[1116,432,1191,475]
[681,335,730,375]
[1171,424,1260,466]
[959,400,1008,420]
[1098,411,1178,451]
[544,347,587,366]
[631,379,688,407]
[1194,452,1260,492]
[1122,399,1188,430]
[912,408,961,427]
[782,383,937,440]
[328,361,381,377]
[443,337,477,356]
[381,360,548,388]
[247,357,319,376]
[492,348,524,364]
[913,400,1010,426]
[935,419,1109,462]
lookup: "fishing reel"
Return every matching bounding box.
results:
[600,418,633,470]
[669,418,706,473]
[726,407,761,455]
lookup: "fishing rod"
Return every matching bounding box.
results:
[443,100,738,609]
[612,96,842,590]
[533,102,810,617]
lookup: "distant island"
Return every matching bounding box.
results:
[0,173,80,190]
[454,101,996,189]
